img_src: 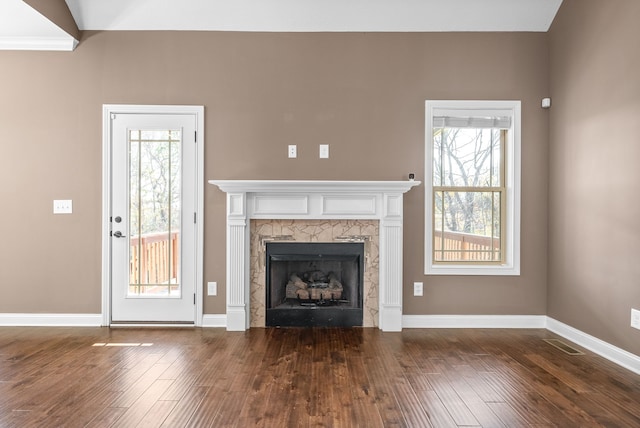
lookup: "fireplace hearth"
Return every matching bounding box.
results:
[266,242,364,327]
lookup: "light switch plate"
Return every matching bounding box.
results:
[413,282,423,296]
[207,282,217,296]
[53,199,72,214]
[632,308,640,330]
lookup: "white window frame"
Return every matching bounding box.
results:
[425,100,521,276]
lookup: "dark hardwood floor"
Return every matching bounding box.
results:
[0,327,638,427]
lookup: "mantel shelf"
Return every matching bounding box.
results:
[209,180,421,194]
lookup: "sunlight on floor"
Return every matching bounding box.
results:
[92,343,153,347]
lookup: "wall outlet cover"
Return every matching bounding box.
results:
[53,199,73,214]
[319,144,329,159]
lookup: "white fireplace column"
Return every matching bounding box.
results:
[209,180,420,332]
[225,191,250,330]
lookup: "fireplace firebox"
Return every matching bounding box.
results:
[265,242,364,327]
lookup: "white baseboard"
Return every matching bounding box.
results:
[201,314,227,328]
[402,315,640,375]
[0,313,103,327]
[0,313,228,328]
[546,317,640,375]
[403,314,547,329]
[2,312,637,375]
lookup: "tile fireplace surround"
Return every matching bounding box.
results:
[209,180,420,331]
[252,219,378,328]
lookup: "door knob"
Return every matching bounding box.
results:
[113,231,126,238]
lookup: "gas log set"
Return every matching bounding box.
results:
[285,270,345,303]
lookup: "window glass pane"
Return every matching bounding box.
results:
[434,127,501,188]
[433,191,501,262]
[128,129,181,297]
[491,130,502,187]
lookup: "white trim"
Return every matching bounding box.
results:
[322,195,377,216]
[547,318,640,375]
[254,194,309,215]
[0,313,102,327]
[201,314,227,328]
[0,37,78,51]
[425,100,521,276]
[194,108,205,327]
[110,323,194,328]
[403,314,547,329]
[101,107,112,326]
[402,315,640,375]
[102,104,204,327]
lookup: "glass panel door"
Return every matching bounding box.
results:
[110,112,197,323]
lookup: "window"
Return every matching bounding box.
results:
[425,100,520,275]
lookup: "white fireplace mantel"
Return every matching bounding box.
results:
[209,180,420,331]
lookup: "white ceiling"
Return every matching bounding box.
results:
[1,0,563,51]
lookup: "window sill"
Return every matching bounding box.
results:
[425,263,520,276]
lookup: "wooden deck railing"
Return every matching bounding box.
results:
[130,231,179,284]
[434,230,500,261]
[127,229,496,281]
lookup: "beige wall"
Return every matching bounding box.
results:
[548,0,640,355]
[0,31,549,317]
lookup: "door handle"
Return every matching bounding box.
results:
[113,231,126,238]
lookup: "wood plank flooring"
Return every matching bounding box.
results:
[0,327,639,427]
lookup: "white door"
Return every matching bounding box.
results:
[109,111,198,323]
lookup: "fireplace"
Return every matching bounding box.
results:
[208,180,420,331]
[265,242,364,327]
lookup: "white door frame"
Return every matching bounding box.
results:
[101,105,204,326]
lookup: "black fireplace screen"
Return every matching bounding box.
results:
[265,242,364,327]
